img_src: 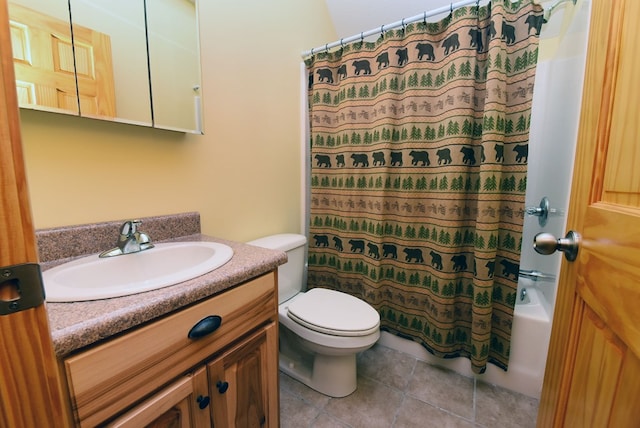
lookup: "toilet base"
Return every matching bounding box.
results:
[277,305,379,398]
[279,351,357,398]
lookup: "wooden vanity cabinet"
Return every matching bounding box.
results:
[62,272,279,427]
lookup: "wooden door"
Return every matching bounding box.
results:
[0,0,68,426]
[207,323,279,428]
[8,3,78,114]
[105,368,210,428]
[537,0,640,426]
[71,18,117,118]
[8,3,116,118]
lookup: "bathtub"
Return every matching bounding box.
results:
[377,277,553,399]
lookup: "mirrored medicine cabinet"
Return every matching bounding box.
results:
[7,0,203,133]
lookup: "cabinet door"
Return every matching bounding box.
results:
[105,368,211,428]
[207,322,279,428]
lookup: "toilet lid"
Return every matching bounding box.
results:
[287,288,380,336]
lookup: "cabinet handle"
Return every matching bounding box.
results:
[187,315,222,339]
[196,395,210,409]
[216,381,229,394]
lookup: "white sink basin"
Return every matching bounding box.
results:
[43,242,233,302]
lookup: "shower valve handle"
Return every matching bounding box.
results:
[533,231,581,262]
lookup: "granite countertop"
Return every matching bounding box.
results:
[45,234,287,357]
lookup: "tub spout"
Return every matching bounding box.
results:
[518,269,556,282]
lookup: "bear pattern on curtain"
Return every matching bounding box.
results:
[305,0,542,374]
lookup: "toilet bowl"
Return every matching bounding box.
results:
[247,234,380,397]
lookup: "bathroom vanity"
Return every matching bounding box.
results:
[63,272,277,427]
[39,213,286,427]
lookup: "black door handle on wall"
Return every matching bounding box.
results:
[187,315,222,339]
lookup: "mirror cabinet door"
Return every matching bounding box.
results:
[7,0,203,132]
[146,0,202,133]
[8,0,78,115]
[69,0,152,126]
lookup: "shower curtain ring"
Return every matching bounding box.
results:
[325,43,329,53]
[340,38,344,48]
[423,11,427,25]
[401,18,406,32]
[450,2,453,14]
[380,24,384,37]
[311,47,314,55]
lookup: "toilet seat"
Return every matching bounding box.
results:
[287,288,380,337]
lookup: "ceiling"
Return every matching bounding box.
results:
[324,0,455,39]
[323,0,557,40]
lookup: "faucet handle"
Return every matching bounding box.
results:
[102,220,152,257]
[129,220,142,234]
[119,220,142,237]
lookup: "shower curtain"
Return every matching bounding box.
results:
[306,0,542,373]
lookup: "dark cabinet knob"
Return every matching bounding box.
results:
[216,380,229,394]
[188,315,222,339]
[196,395,210,409]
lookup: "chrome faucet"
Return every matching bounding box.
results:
[99,220,154,258]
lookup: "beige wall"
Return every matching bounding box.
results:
[20,0,336,242]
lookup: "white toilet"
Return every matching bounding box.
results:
[247,233,380,397]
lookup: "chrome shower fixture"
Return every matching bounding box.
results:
[526,196,557,227]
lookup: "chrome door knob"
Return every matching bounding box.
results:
[533,231,581,262]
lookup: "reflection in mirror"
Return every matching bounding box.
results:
[8,0,203,132]
[8,0,78,115]
[70,0,152,125]
[146,0,203,133]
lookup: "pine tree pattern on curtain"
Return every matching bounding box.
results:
[306,0,542,373]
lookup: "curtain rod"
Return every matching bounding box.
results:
[301,0,576,58]
[544,0,577,21]
[302,0,479,58]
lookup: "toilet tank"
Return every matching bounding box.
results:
[247,234,307,304]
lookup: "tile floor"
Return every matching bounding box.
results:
[279,343,539,428]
